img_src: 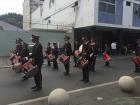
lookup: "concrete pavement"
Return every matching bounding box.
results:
[0,55,139,105]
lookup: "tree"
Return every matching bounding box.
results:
[0,13,23,28]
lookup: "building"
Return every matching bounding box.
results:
[0,21,22,31]
[23,0,44,31]
[31,0,140,51]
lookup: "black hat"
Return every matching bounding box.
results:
[82,36,88,40]
[64,35,70,40]
[32,34,40,39]
[23,42,28,46]
[17,38,23,42]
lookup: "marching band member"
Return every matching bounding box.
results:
[63,35,72,76]
[29,34,44,91]
[15,38,23,55]
[73,40,79,67]
[19,42,30,64]
[46,42,52,66]
[52,42,59,69]
[89,37,98,71]
[80,36,90,83]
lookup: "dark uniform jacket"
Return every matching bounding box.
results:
[136,44,140,56]
[31,42,43,65]
[89,44,98,59]
[82,41,90,60]
[46,46,51,55]
[19,47,29,58]
[64,42,72,56]
[52,47,58,59]
[16,44,22,55]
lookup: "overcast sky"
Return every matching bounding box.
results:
[0,0,24,15]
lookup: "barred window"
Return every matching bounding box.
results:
[133,3,140,18]
[99,0,115,14]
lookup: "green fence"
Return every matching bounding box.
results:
[0,30,74,56]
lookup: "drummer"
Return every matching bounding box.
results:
[80,36,90,83]
[63,35,72,76]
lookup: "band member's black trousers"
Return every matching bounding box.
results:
[74,56,78,67]
[48,60,51,66]
[34,64,42,88]
[53,58,58,69]
[82,65,89,82]
[64,59,70,75]
[89,57,96,71]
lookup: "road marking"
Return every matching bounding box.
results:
[9,75,140,105]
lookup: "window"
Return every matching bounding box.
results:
[99,0,115,14]
[133,3,140,18]
[126,1,131,6]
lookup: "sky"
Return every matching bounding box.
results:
[0,0,24,15]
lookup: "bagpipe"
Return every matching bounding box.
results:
[59,54,69,64]
[132,55,140,66]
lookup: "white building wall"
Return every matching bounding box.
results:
[31,0,79,31]
[31,0,140,31]
[31,0,98,30]
[31,6,42,29]
[75,0,95,28]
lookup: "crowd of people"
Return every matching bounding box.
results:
[9,34,140,92]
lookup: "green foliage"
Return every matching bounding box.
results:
[0,13,23,28]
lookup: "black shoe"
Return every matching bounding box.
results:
[134,70,140,73]
[53,67,58,70]
[64,72,69,76]
[80,79,84,81]
[22,76,28,81]
[84,80,89,83]
[31,86,37,89]
[48,64,51,67]
[32,87,42,91]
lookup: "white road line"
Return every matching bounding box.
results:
[8,75,140,105]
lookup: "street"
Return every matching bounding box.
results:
[0,55,139,105]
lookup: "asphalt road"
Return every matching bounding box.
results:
[0,55,139,105]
